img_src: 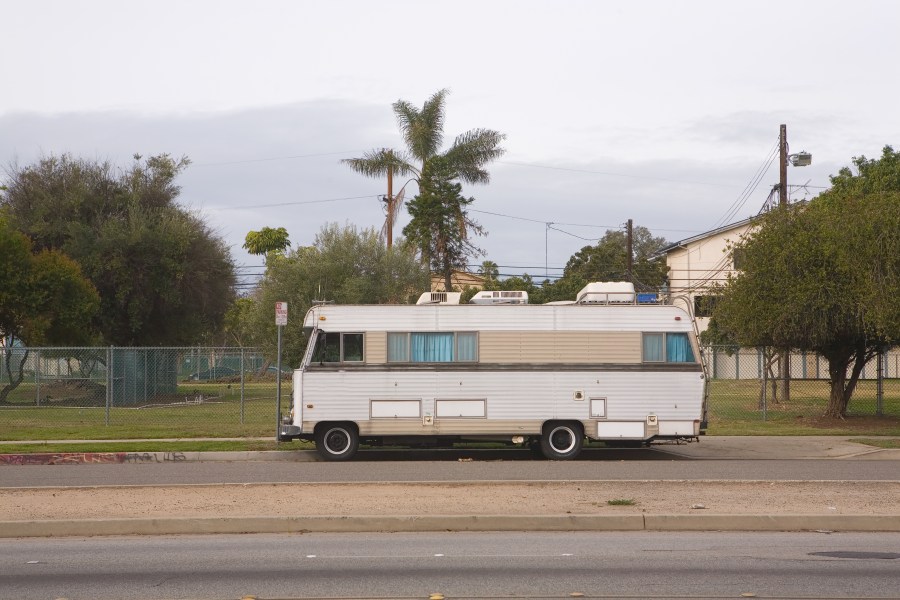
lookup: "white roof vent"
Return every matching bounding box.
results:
[416,291,462,305]
[576,281,636,304]
[468,290,529,305]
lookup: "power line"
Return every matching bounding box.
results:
[499,160,740,188]
[709,140,779,231]
[193,150,364,167]
[221,194,378,210]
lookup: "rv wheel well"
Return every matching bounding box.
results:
[314,421,358,435]
[542,420,584,436]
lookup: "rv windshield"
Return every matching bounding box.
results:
[311,332,341,363]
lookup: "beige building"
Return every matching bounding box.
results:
[430,270,486,292]
[656,216,755,332]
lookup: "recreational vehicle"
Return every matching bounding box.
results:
[280,282,707,460]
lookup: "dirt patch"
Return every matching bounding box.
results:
[2,481,898,522]
[38,380,106,406]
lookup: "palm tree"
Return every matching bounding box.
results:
[343,89,505,249]
[478,260,500,283]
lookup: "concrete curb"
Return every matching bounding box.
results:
[0,451,317,465]
[4,514,900,538]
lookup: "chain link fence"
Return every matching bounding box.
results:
[705,345,900,423]
[3,344,898,441]
[1,347,289,440]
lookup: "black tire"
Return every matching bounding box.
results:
[539,422,584,460]
[315,423,359,461]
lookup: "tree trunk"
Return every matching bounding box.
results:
[0,348,29,405]
[824,346,867,419]
[825,363,848,418]
[443,267,453,294]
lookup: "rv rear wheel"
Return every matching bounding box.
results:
[315,423,359,461]
[540,422,583,460]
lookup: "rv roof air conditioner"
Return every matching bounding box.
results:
[468,290,529,305]
[576,281,636,305]
[416,291,462,305]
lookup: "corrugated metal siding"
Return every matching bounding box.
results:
[302,370,704,426]
[479,331,641,364]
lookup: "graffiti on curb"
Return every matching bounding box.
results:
[123,452,186,463]
[0,451,187,465]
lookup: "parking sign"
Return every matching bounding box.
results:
[275,302,288,326]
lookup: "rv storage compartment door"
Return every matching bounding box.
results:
[597,421,645,439]
[370,400,421,419]
[435,399,486,418]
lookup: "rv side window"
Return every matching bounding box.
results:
[312,332,364,363]
[456,332,478,362]
[343,333,364,362]
[387,333,409,362]
[642,332,696,363]
[386,332,478,363]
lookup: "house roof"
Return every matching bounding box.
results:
[653,215,757,258]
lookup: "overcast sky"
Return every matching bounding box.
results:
[3,0,898,287]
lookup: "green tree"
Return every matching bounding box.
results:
[240,223,430,366]
[243,227,291,263]
[713,147,900,418]
[1,154,236,346]
[0,217,100,403]
[477,260,500,283]
[343,89,505,250]
[403,157,485,291]
[561,226,668,291]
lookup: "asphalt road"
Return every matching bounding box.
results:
[3,447,900,488]
[3,531,899,599]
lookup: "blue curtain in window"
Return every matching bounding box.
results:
[666,333,695,363]
[643,333,664,362]
[411,333,454,362]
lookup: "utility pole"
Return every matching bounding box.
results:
[386,149,394,250]
[625,219,633,282]
[778,124,790,403]
[779,124,788,206]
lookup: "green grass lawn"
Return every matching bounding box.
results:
[3,377,900,443]
[707,378,900,435]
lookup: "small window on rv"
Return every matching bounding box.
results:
[343,333,364,362]
[642,332,696,363]
[311,332,364,363]
[387,332,409,362]
[456,332,478,362]
[642,333,665,362]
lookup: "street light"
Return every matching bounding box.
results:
[789,151,812,167]
[779,124,811,206]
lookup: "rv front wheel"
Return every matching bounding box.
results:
[315,423,359,461]
[540,422,583,460]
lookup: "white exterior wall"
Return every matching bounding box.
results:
[665,221,754,332]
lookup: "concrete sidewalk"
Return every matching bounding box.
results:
[2,436,898,536]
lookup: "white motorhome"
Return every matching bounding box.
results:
[280,282,707,460]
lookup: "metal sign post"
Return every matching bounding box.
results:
[275,302,288,442]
